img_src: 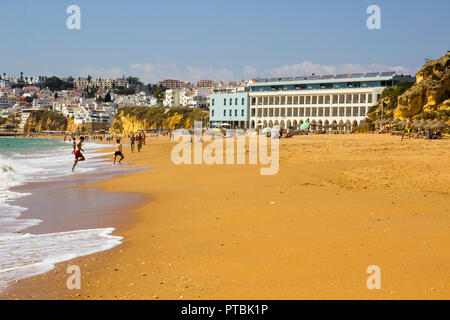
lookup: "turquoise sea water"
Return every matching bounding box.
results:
[0,137,122,291]
[0,137,67,154]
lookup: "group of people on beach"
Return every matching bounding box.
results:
[71,132,151,172]
[129,133,146,153]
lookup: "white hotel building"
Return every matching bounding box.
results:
[247,72,414,130]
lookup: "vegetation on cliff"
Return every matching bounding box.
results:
[0,117,7,126]
[111,106,209,134]
[24,110,69,132]
[368,52,450,121]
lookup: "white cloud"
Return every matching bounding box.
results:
[76,60,412,83]
[245,61,412,79]
[77,66,126,78]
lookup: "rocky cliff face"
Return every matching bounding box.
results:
[369,52,450,120]
[395,52,450,119]
[110,107,209,134]
[24,110,80,133]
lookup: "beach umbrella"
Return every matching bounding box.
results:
[300,122,310,130]
[262,127,272,134]
[423,122,434,129]
[412,121,422,128]
[431,121,448,129]
[381,119,391,125]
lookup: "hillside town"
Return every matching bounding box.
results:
[0,73,246,133]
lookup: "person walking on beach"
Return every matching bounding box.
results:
[72,136,76,154]
[113,138,125,165]
[137,134,142,152]
[401,117,412,141]
[130,134,135,153]
[72,136,85,172]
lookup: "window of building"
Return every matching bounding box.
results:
[251,97,256,105]
[263,97,268,105]
[360,106,366,116]
[353,94,359,103]
[242,98,245,105]
[212,99,215,106]
[305,108,311,116]
[269,108,274,117]
[293,108,298,116]
[229,109,232,116]
[269,97,274,105]
[312,96,317,104]
[224,110,226,116]
[306,96,311,104]
[300,96,305,104]
[325,95,330,104]
[224,98,226,105]
[346,107,352,116]
[258,97,262,105]
[360,94,366,103]
[376,94,381,102]
[275,108,280,116]
[339,107,345,116]
[280,108,285,117]
[241,109,244,116]
[287,108,292,117]
[368,94,373,104]
[212,110,215,117]
[333,95,338,104]
[346,95,352,103]
[318,107,323,116]
[299,108,304,116]
[318,96,324,104]
[230,98,233,105]
[235,109,238,117]
[275,96,280,105]
[324,107,330,116]
[251,108,256,116]
[280,97,285,105]
[332,107,338,116]
[287,96,292,105]
[339,95,345,104]
[293,96,298,104]
[311,108,317,117]
[353,107,359,116]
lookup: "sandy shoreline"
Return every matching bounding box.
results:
[1,134,449,299]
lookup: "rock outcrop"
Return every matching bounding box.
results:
[395,52,450,119]
[24,110,71,133]
[110,106,209,134]
[369,52,450,121]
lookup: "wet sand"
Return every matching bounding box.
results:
[1,134,450,300]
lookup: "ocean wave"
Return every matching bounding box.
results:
[0,228,122,290]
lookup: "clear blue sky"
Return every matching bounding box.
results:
[0,0,448,83]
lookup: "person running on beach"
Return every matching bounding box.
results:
[113,138,125,165]
[72,136,85,172]
[401,117,412,141]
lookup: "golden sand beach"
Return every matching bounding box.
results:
[2,134,449,300]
